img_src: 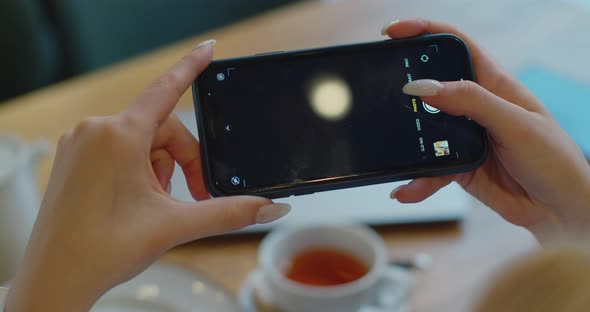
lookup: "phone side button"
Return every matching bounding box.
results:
[254,51,284,56]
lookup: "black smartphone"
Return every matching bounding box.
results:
[193,34,488,198]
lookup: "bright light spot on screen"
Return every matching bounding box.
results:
[309,76,352,121]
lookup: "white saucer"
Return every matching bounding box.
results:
[92,263,238,312]
[237,267,412,312]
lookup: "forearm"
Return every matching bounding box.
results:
[5,269,102,312]
[4,247,105,312]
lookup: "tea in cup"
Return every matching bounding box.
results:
[257,224,411,312]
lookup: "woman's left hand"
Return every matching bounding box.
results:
[5,40,290,312]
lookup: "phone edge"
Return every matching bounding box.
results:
[192,34,488,199]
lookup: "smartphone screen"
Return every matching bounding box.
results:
[194,34,487,197]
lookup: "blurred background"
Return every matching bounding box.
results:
[1,0,588,154]
[1,2,589,310]
[0,0,296,101]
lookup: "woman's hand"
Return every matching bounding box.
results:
[5,40,290,312]
[383,19,590,241]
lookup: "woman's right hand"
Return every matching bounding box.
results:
[383,19,590,241]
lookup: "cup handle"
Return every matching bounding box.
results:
[361,266,413,312]
[237,267,279,312]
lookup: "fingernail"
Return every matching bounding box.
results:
[256,203,291,224]
[402,79,444,96]
[166,181,172,195]
[390,186,404,199]
[194,39,216,50]
[381,20,400,36]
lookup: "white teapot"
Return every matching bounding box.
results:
[0,135,48,283]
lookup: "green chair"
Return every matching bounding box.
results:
[0,0,61,102]
[54,0,295,75]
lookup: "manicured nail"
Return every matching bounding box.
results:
[381,20,400,36]
[402,79,444,96]
[256,203,291,224]
[390,186,404,199]
[194,39,216,50]
[166,181,172,195]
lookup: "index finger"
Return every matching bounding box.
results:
[383,19,544,112]
[152,114,209,200]
[127,40,215,129]
[384,19,499,88]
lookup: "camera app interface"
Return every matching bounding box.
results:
[198,38,485,192]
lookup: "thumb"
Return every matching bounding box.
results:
[402,79,528,139]
[166,197,291,243]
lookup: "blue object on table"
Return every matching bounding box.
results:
[517,66,590,157]
[566,0,590,9]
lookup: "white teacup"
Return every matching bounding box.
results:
[257,224,411,312]
[0,135,48,283]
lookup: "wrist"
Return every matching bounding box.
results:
[528,174,590,245]
[561,171,590,234]
[526,214,565,246]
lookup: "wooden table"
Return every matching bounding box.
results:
[0,0,554,310]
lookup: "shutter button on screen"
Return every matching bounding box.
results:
[422,101,440,114]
